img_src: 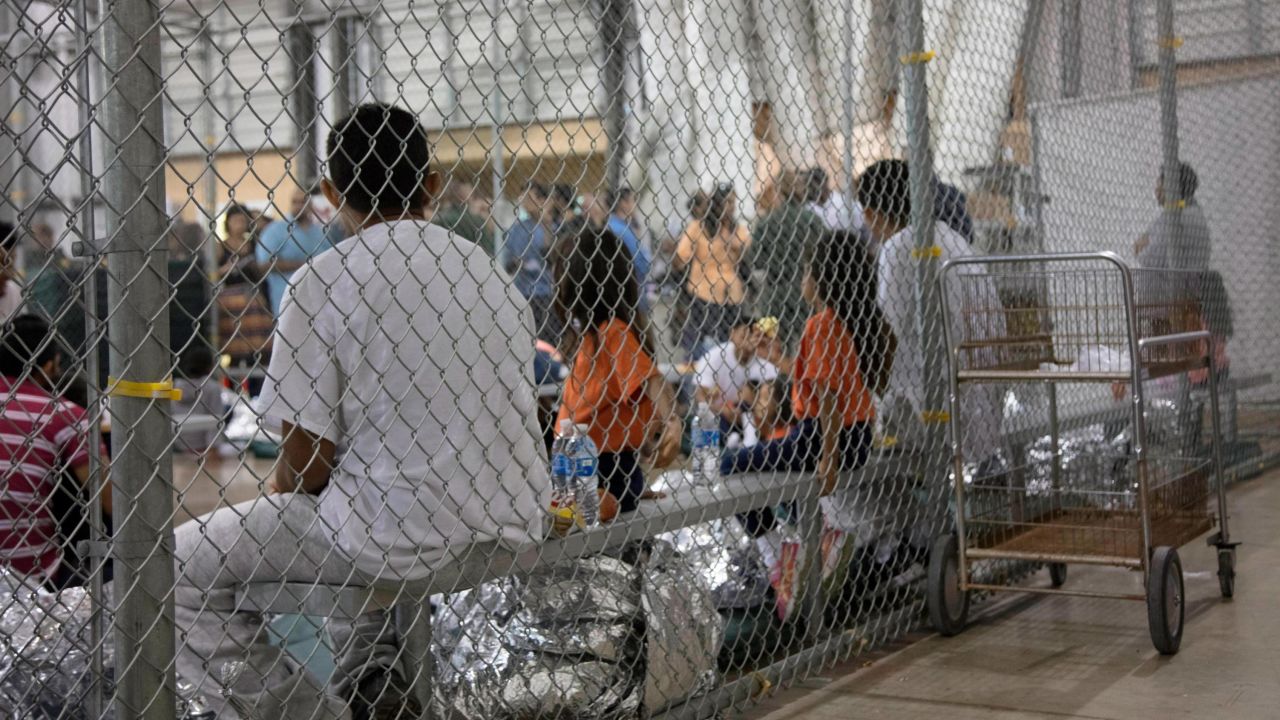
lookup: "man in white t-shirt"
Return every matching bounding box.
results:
[694,315,779,431]
[858,160,1005,463]
[171,104,549,719]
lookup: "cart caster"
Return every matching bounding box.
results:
[1048,563,1068,588]
[1146,546,1184,655]
[1217,548,1235,599]
[928,534,969,637]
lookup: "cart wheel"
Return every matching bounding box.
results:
[1146,546,1184,655]
[1217,548,1235,599]
[1048,563,1068,588]
[927,534,969,636]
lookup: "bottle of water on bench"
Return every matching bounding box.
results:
[550,419,577,534]
[571,423,601,529]
[691,402,722,487]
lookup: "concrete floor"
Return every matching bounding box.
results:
[745,470,1280,720]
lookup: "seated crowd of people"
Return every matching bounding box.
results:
[0,103,1231,718]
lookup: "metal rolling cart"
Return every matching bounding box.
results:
[926,251,1236,655]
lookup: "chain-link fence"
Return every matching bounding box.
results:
[0,0,1277,717]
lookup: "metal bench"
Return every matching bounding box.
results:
[230,452,922,715]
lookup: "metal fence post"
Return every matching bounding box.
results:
[896,0,948,527]
[287,7,319,188]
[601,0,633,191]
[99,0,178,717]
[1155,0,1179,202]
[72,3,109,717]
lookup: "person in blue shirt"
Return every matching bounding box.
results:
[607,187,651,286]
[500,181,562,343]
[255,187,333,315]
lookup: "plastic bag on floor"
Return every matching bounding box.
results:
[431,547,718,719]
[0,571,213,719]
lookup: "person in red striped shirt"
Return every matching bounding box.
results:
[0,314,110,585]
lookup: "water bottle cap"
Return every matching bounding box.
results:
[559,418,574,435]
[574,423,591,436]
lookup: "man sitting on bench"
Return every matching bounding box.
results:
[172,104,550,719]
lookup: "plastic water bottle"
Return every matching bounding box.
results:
[570,423,601,529]
[691,402,722,487]
[549,419,577,532]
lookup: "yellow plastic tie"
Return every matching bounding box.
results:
[911,245,943,259]
[922,410,951,424]
[107,377,183,402]
[1164,199,1187,210]
[749,671,774,701]
[899,50,936,65]
[1157,36,1183,49]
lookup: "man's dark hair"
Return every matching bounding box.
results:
[326,103,431,215]
[0,221,16,252]
[0,315,61,378]
[856,159,911,224]
[1170,161,1199,201]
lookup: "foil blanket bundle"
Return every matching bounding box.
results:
[431,541,722,719]
[0,573,213,719]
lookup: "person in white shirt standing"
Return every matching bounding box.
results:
[694,315,779,434]
[171,104,550,719]
[857,159,1005,465]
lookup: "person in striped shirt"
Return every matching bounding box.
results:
[0,314,110,584]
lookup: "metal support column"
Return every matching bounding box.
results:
[99,0,178,716]
[200,25,220,354]
[331,14,361,119]
[1060,0,1082,99]
[1126,0,1143,89]
[485,0,507,212]
[897,0,948,533]
[841,0,856,198]
[72,2,107,717]
[601,0,633,191]
[1155,0,1179,197]
[286,12,319,187]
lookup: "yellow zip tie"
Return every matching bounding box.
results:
[899,50,936,65]
[911,246,942,259]
[1164,200,1187,210]
[749,671,774,701]
[922,410,951,424]
[1157,36,1183,49]
[107,377,183,402]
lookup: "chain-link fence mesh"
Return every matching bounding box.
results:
[0,0,1277,717]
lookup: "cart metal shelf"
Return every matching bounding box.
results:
[927,252,1236,655]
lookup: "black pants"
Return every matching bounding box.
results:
[722,418,873,537]
[598,450,645,514]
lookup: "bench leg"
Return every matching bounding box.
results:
[395,601,434,717]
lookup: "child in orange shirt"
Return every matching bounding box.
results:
[555,227,681,513]
[722,231,893,494]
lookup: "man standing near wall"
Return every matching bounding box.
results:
[1136,160,1211,271]
[858,159,1005,464]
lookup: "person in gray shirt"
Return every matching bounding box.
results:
[1135,161,1211,307]
[1135,161,1211,271]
